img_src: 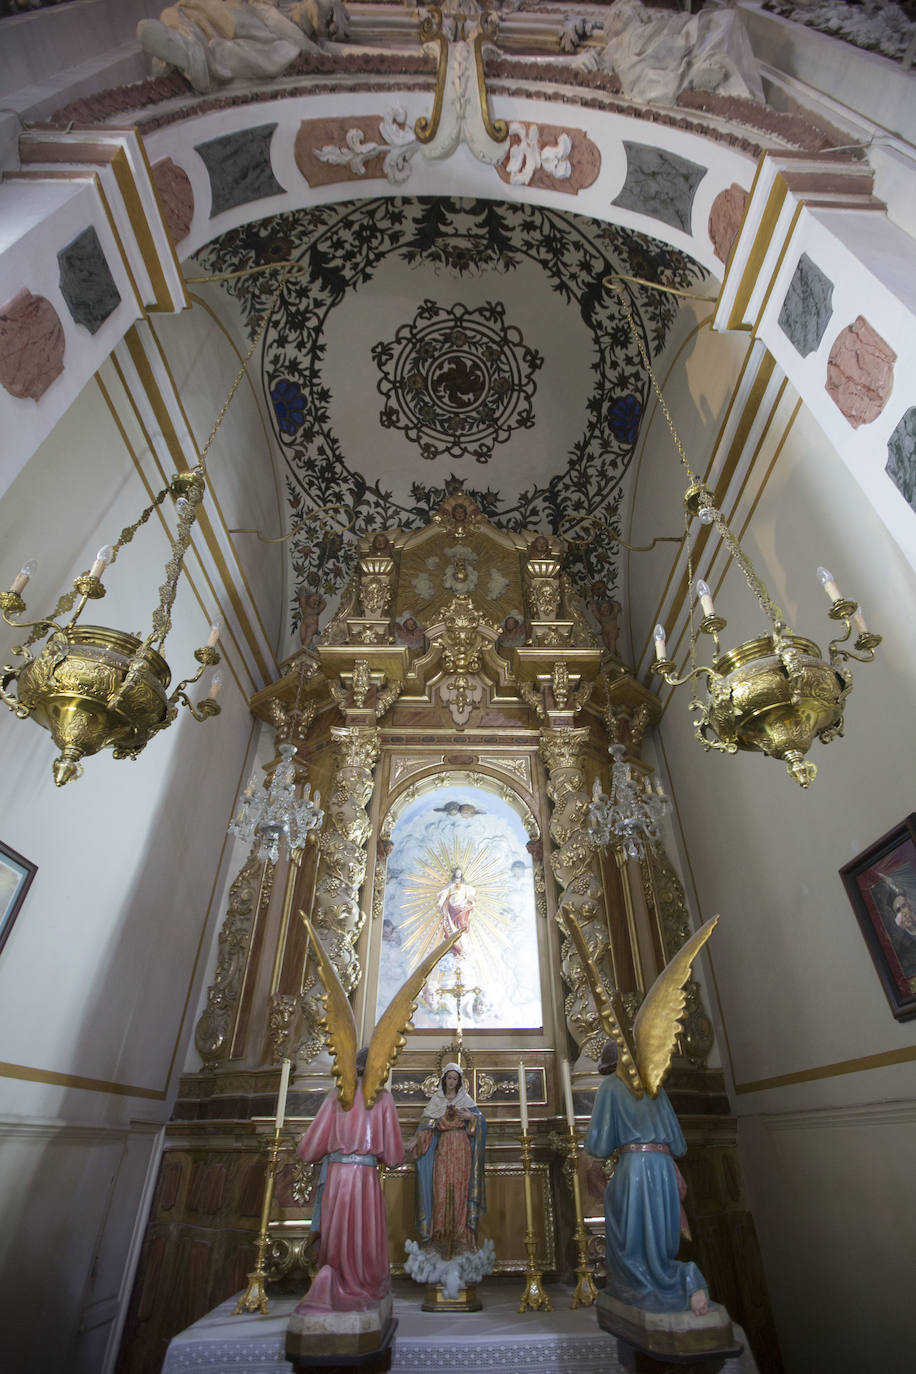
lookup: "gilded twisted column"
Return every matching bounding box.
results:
[539,727,611,1060]
[310,724,380,993]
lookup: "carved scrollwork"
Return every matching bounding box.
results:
[639,846,715,1067]
[194,853,273,1069]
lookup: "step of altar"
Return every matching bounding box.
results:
[161,1280,758,1374]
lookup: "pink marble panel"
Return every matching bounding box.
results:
[826,316,896,429]
[495,125,601,195]
[708,183,748,264]
[151,157,195,247]
[0,288,65,402]
[294,117,387,186]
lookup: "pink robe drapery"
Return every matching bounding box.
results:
[297,1089,404,1312]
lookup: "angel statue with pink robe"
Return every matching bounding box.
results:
[286,915,461,1364]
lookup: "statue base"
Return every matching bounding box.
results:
[286,1294,395,1366]
[421,1282,482,1312]
[597,1290,741,1365]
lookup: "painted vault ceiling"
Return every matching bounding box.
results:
[196,196,706,638]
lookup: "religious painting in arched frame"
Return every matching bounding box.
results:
[375,781,542,1030]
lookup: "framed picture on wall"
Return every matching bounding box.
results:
[840,814,916,1022]
[0,840,37,959]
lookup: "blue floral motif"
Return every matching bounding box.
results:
[608,394,642,445]
[271,378,306,436]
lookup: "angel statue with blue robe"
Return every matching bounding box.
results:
[560,908,740,1361]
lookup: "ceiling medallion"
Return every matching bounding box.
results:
[372,300,542,463]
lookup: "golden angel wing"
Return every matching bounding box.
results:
[301,911,358,1110]
[557,905,644,1098]
[363,930,462,1108]
[633,914,719,1098]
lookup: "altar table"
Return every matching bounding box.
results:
[162,1282,759,1374]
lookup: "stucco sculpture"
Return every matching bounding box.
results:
[138,1,349,93]
[594,0,765,105]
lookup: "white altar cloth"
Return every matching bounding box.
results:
[162,1282,759,1374]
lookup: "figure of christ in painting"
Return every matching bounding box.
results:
[436,868,476,956]
[407,1064,486,1258]
[296,1047,404,1312]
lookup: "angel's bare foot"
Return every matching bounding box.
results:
[690,1289,709,1316]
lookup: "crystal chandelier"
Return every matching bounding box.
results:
[229,741,324,866]
[609,279,881,789]
[589,744,670,860]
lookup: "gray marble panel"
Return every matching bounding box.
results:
[612,143,707,234]
[777,252,834,357]
[195,123,284,218]
[886,407,916,512]
[56,226,121,335]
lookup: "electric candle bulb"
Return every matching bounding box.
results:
[696,579,715,618]
[10,559,36,595]
[90,545,113,580]
[817,567,841,603]
[853,609,868,636]
[208,670,223,701]
[654,624,668,660]
[206,618,222,649]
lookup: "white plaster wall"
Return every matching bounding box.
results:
[625,325,916,1374]
[0,367,265,1373]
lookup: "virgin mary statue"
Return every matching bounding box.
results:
[409,1063,486,1257]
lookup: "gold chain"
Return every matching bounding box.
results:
[610,281,786,632]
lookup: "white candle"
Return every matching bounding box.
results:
[10,559,36,596]
[853,609,868,636]
[560,1059,576,1129]
[90,544,113,580]
[696,579,715,618]
[653,624,668,660]
[817,566,841,603]
[518,1062,529,1132]
[206,618,222,649]
[275,1057,292,1130]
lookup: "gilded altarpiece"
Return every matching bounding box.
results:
[119,500,779,1374]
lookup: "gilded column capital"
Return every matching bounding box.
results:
[539,725,589,774]
[330,723,380,771]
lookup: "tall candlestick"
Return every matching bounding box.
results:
[560,1060,576,1129]
[518,1062,529,1131]
[275,1057,291,1130]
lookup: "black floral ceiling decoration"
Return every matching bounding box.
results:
[196,197,705,634]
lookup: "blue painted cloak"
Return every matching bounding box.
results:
[585,1074,706,1312]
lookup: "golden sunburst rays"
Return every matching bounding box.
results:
[397,835,517,996]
